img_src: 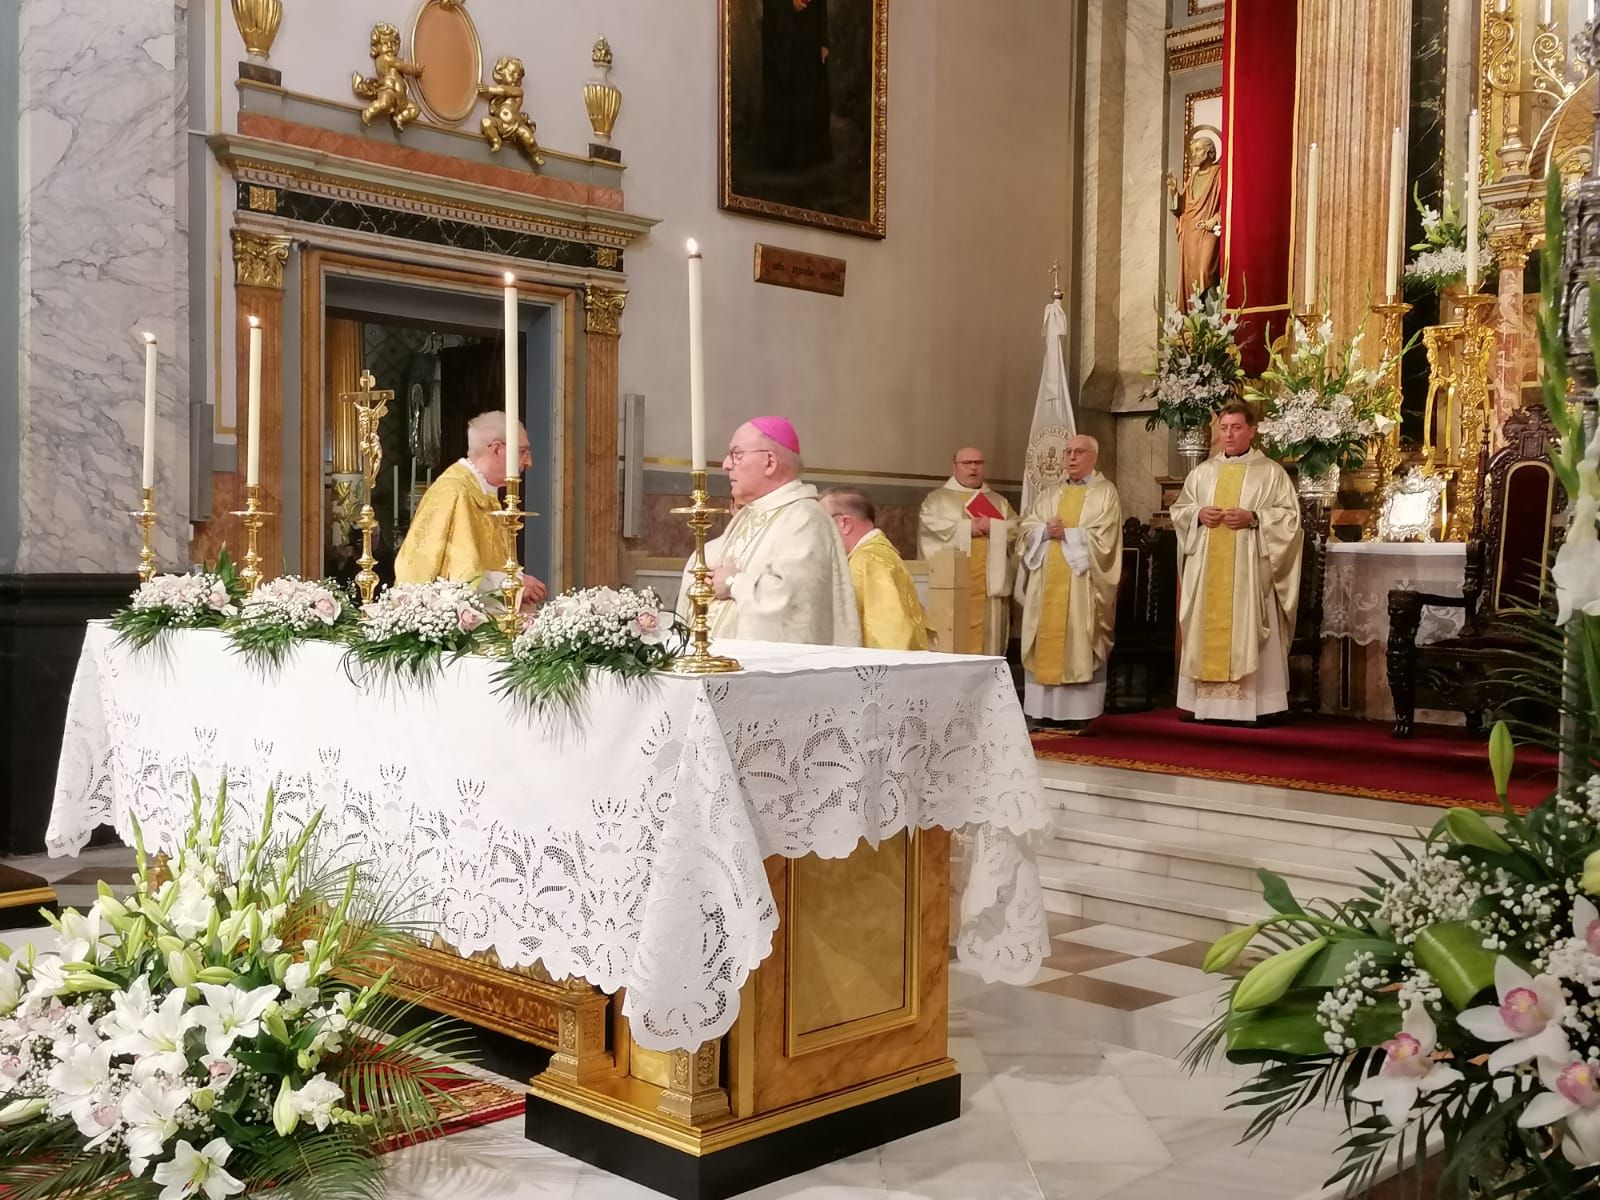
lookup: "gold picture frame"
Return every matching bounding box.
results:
[719,0,888,239]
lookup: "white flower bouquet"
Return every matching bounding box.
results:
[111,552,245,651]
[1403,187,1495,293]
[0,780,467,1199]
[345,580,491,687]
[228,577,355,671]
[493,586,685,718]
[1143,286,1246,432]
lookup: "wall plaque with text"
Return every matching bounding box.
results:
[753,244,847,297]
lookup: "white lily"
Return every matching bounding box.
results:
[151,1136,245,1200]
[161,874,217,941]
[57,909,114,965]
[1352,1003,1463,1127]
[71,1093,123,1149]
[0,1052,27,1095]
[193,982,279,1058]
[0,956,22,1015]
[290,1073,344,1131]
[1457,958,1571,1073]
[110,989,198,1081]
[45,1041,114,1119]
[1519,1057,1600,1166]
[25,955,67,1002]
[99,976,155,1042]
[121,1076,191,1176]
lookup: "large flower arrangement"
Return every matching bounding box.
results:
[1248,319,1399,480]
[111,553,245,651]
[493,586,684,718]
[0,781,466,1199]
[344,580,492,688]
[1404,186,1495,294]
[228,577,356,672]
[1143,286,1246,432]
[1187,172,1600,1199]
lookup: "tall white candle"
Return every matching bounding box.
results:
[392,465,400,527]
[246,317,262,488]
[141,333,158,489]
[1302,143,1320,313]
[686,239,706,472]
[503,272,519,479]
[1466,109,1482,292]
[1385,127,1405,302]
[1542,0,1552,25]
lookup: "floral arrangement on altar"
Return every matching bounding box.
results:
[345,579,491,687]
[493,585,684,718]
[1248,318,1399,484]
[1143,286,1246,432]
[110,553,245,651]
[1404,185,1495,294]
[1185,173,1600,1199]
[0,780,467,1199]
[228,577,356,671]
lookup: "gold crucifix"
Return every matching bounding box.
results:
[1050,261,1062,301]
[339,369,393,605]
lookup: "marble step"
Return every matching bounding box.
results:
[1037,856,1272,942]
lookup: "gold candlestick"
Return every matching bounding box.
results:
[229,485,272,594]
[340,370,392,606]
[1448,292,1498,541]
[1292,308,1322,339]
[666,469,740,675]
[1364,299,1413,542]
[130,486,158,582]
[490,476,536,638]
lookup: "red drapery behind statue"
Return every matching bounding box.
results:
[1221,0,1299,374]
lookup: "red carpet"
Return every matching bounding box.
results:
[1032,709,1560,812]
[376,1061,526,1153]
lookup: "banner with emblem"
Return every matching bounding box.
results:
[1016,295,1077,597]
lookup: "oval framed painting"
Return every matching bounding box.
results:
[409,0,482,127]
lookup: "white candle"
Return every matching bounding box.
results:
[141,333,157,489]
[686,239,706,472]
[1466,109,1482,292]
[1542,0,1552,25]
[246,316,262,488]
[1385,127,1405,302]
[503,272,518,479]
[392,465,399,527]
[1302,143,1320,313]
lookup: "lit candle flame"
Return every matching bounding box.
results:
[686,238,700,256]
[247,315,260,329]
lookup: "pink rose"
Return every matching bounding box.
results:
[312,595,339,625]
[208,589,229,610]
[457,607,485,633]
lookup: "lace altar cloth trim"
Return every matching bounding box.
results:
[48,626,1050,1052]
[1321,546,1468,647]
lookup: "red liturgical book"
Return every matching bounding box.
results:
[965,491,1004,521]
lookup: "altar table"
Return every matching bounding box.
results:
[48,624,1049,1198]
[1320,541,1467,720]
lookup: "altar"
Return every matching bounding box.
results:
[47,624,1048,1199]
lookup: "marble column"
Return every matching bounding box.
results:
[17,0,189,573]
[583,285,626,587]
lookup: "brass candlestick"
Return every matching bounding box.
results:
[666,469,741,675]
[340,370,392,606]
[1448,292,1498,541]
[490,475,536,638]
[1292,308,1322,339]
[1364,298,1413,541]
[229,485,272,594]
[130,486,158,582]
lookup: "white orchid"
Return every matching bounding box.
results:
[0,1052,27,1095]
[1352,1003,1464,1126]
[1457,958,1571,1073]
[151,1136,246,1200]
[199,1053,238,1089]
[121,1076,191,1176]
[1519,1057,1600,1166]
[289,1073,344,1132]
[193,982,279,1058]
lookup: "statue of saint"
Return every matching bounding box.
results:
[1166,135,1223,303]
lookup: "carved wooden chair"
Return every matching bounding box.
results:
[1289,498,1331,711]
[1386,406,1565,738]
[1106,518,1179,712]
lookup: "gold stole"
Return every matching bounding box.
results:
[961,537,989,654]
[1033,485,1090,685]
[1199,464,1247,681]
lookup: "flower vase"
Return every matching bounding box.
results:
[1175,425,1210,479]
[1296,464,1340,506]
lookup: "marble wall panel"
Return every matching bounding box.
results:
[17,0,189,573]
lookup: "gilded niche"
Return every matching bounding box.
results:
[353,23,424,132]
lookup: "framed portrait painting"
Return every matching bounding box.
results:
[719,0,888,239]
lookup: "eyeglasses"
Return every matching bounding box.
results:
[954,458,985,467]
[725,448,773,465]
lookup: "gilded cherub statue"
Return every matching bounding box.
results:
[352,23,423,132]
[479,57,544,167]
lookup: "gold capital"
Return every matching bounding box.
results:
[231,229,292,290]
[584,284,628,335]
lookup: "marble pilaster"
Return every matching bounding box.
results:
[17,0,189,573]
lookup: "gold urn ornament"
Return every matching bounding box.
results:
[584,35,622,145]
[231,0,282,62]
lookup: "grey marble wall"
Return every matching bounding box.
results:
[16,0,189,573]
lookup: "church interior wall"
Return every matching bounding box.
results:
[0,3,21,574]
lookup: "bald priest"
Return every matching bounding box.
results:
[821,487,930,651]
[918,447,1020,655]
[678,416,861,646]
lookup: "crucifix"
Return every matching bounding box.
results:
[340,369,393,605]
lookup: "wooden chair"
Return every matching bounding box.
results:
[1289,497,1330,711]
[1106,518,1179,712]
[1385,405,1565,738]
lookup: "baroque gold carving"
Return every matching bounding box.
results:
[585,285,627,335]
[479,57,544,168]
[585,36,622,144]
[656,1042,729,1124]
[1166,20,1223,72]
[352,23,423,132]
[244,185,279,214]
[232,0,282,62]
[230,229,292,290]
[593,246,620,270]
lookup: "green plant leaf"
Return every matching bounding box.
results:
[1293,939,1402,990]
[1412,920,1499,1010]
[1258,868,1305,916]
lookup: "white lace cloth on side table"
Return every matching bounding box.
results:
[1321,541,1468,647]
[48,626,1050,1052]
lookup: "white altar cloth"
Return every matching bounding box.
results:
[47,624,1050,1051]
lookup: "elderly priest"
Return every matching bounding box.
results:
[918,447,1020,654]
[1018,435,1122,725]
[395,410,548,604]
[680,416,861,646]
[821,487,930,651]
[1171,402,1302,723]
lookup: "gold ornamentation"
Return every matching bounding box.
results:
[231,0,282,62]
[1364,299,1411,541]
[666,470,741,675]
[584,37,622,145]
[1532,20,1577,101]
[229,485,272,594]
[593,246,620,270]
[479,57,544,168]
[1166,20,1224,73]
[490,477,530,637]
[1450,295,1497,541]
[1487,226,1532,278]
[244,185,279,214]
[352,23,423,132]
[1482,2,1528,178]
[230,229,291,290]
[656,1043,729,1124]
[341,370,393,605]
[129,487,157,583]
[584,285,627,335]
[409,0,483,127]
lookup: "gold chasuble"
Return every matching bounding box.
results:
[1019,475,1122,686]
[393,459,507,585]
[1170,449,1301,720]
[917,480,1019,655]
[848,529,930,651]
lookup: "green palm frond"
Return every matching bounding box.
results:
[234,1128,385,1200]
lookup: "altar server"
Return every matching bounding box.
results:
[679,417,860,646]
[1171,402,1302,722]
[1018,435,1122,725]
[918,447,1020,654]
[395,410,548,605]
[821,487,930,651]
